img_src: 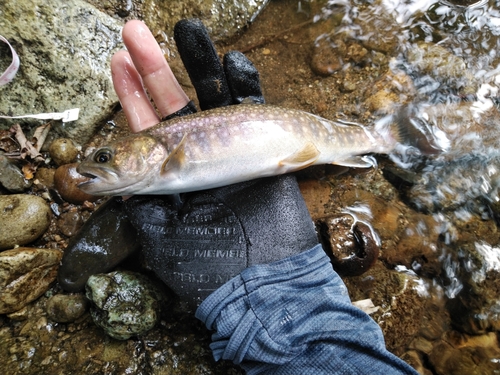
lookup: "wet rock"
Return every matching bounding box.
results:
[0,194,51,250]
[0,0,122,145]
[0,247,62,314]
[310,36,345,76]
[46,294,88,323]
[139,0,270,43]
[317,214,379,276]
[345,43,368,65]
[54,163,98,205]
[86,271,166,340]
[57,210,84,237]
[49,138,79,166]
[85,0,134,18]
[58,197,141,292]
[428,331,500,375]
[343,263,429,355]
[0,154,31,192]
[355,8,399,54]
[404,42,478,95]
[34,167,55,189]
[401,350,432,375]
[383,212,441,277]
[364,71,415,113]
[365,89,400,113]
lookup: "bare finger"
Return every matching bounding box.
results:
[122,20,189,118]
[111,50,159,132]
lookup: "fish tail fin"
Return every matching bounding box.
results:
[375,104,448,156]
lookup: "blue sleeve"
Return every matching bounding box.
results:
[195,244,418,375]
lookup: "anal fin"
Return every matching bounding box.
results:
[332,155,376,168]
[279,142,320,169]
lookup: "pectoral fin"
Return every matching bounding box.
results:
[279,142,320,169]
[332,155,376,168]
[161,134,187,175]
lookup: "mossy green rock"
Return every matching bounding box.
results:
[86,271,165,340]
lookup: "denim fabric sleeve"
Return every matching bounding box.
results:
[195,244,419,375]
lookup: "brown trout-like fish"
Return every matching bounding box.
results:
[77,104,403,196]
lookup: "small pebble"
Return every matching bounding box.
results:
[310,37,344,76]
[49,138,79,166]
[57,210,84,237]
[54,163,98,204]
[0,154,32,192]
[46,294,88,323]
[35,167,56,189]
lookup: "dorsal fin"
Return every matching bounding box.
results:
[161,134,187,175]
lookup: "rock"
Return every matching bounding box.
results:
[0,194,51,250]
[58,197,141,292]
[49,138,79,166]
[57,210,84,237]
[54,163,99,204]
[405,42,478,95]
[0,0,123,145]
[310,36,344,76]
[355,10,399,54]
[428,331,500,375]
[46,294,88,323]
[34,167,56,189]
[0,154,32,192]
[345,43,368,65]
[401,350,433,375]
[138,0,270,43]
[0,247,63,314]
[316,214,380,276]
[365,88,400,113]
[86,271,166,340]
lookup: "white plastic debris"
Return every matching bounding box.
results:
[0,35,20,86]
[352,298,380,315]
[0,108,80,123]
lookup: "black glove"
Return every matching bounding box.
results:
[58,19,319,310]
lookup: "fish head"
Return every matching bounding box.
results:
[77,134,168,195]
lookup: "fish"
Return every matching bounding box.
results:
[76,104,428,196]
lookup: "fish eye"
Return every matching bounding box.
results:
[94,150,112,163]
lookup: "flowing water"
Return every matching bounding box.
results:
[3,0,500,374]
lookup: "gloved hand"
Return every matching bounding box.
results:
[59,19,319,310]
[123,19,318,309]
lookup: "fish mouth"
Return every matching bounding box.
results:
[78,171,98,180]
[76,164,118,194]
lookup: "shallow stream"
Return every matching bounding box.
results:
[2,0,500,374]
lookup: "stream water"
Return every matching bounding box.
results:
[3,0,500,374]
